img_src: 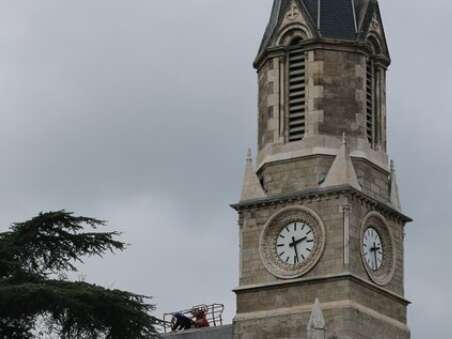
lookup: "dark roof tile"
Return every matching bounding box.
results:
[319,0,356,40]
[255,0,381,65]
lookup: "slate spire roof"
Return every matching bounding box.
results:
[256,0,385,64]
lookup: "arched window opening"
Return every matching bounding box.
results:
[368,36,382,55]
[366,57,375,145]
[289,36,303,46]
[366,37,383,147]
[278,26,308,47]
[287,37,306,142]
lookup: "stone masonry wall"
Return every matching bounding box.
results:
[259,155,335,196]
[238,195,346,287]
[353,158,390,201]
[258,57,279,150]
[258,48,372,147]
[236,279,406,323]
[258,155,391,204]
[233,301,409,339]
[312,49,366,140]
[238,193,404,295]
[236,190,408,335]
[348,197,405,296]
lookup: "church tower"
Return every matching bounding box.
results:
[232,1,412,338]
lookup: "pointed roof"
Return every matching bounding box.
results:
[357,0,390,56]
[307,299,326,339]
[321,134,361,191]
[358,0,382,33]
[255,0,318,65]
[256,0,387,65]
[390,160,402,211]
[240,149,267,202]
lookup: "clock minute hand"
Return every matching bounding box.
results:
[371,243,378,270]
[291,237,300,262]
[374,250,378,270]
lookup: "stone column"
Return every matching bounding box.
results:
[342,204,351,269]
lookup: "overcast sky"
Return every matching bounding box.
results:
[0,0,450,337]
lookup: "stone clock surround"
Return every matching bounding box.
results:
[259,206,326,279]
[360,211,397,286]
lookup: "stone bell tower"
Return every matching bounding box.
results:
[232,1,412,338]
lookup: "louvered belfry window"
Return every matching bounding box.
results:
[366,58,375,145]
[288,48,306,142]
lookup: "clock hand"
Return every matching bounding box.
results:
[291,236,300,263]
[372,242,378,270]
[369,243,376,270]
[296,236,307,246]
[289,236,307,248]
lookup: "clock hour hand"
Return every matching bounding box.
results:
[289,236,307,248]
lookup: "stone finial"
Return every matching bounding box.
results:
[246,148,252,162]
[390,160,402,211]
[240,149,267,202]
[307,299,326,339]
[321,134,361,191]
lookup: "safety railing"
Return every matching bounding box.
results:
[161,303,225,334]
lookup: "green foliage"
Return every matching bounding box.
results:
[0,211,160,339]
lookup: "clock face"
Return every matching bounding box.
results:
[276,222,315,266]
[362,227,384,271]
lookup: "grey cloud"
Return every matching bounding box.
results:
[0,0,450,337]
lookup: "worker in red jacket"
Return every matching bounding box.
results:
[192,308,209,328]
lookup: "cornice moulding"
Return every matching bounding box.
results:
[233,272,411,306]
[231,185,412,223]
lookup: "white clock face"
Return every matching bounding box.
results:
[276,222,315,265]
[363,227,384,271]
